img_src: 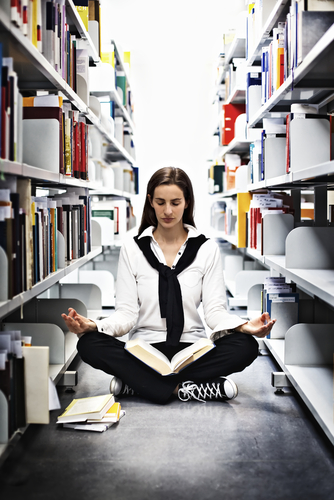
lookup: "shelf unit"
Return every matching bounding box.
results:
[0,3,136,168]
[0,1,138,458]
[211,2,334,445]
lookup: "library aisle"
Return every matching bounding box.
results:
[0,351,333,500]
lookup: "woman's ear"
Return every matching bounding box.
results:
[147,194,153,207]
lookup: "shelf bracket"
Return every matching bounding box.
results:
[57,371,78,390]
[271,372,292,394]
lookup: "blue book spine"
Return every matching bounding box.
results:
[261,130,265,181]
[249,142,254,184]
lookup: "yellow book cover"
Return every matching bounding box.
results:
[64,117,72,176]
[237,192,252,248]
[101,51,115,67]
[31,0,38,48]
[57,394,115,423]
[76,6,89,32]
[23,96,63,107]
[87,402,121,423]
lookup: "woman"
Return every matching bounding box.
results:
[62,167,276,404]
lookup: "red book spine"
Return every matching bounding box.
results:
[286,113,290,173]
[80,121,86,180]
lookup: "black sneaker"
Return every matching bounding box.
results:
[110,376,135,397]
[178,377,238,402]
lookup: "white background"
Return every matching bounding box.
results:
[100,0,246,231]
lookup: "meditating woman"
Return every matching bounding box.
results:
[62,167,276,404]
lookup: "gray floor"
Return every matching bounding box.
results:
[0,350,334,500]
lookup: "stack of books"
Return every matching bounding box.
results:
[57,394,124,432]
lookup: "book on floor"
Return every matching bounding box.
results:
[62,410,125,432]
[124,337,215,376]
[57,394,115,424]
[87,402,121,423]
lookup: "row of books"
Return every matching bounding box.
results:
[0,179,93,299]
[253,1,334,107]
[91,196,137,240]
[0,54,91,179]
[246,192,294,253]
[249,110,331,182]
[6,0,103,85]
[261,276,299,340]
[1,54,136,185]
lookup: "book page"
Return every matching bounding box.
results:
[125,339,172,375]
[65,395,111,416]
[171,338,214,371]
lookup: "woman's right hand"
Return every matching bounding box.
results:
[61,308,97,336]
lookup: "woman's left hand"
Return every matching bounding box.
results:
[235,313,276,338]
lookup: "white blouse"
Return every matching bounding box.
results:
[94,225,246,343]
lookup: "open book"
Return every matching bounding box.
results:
[124,337,215,376]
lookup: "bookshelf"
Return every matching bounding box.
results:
[211,1,334,445]
[0,1,138,458]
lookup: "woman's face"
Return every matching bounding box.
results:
[149,184,188,230]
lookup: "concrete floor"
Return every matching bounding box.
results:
[0,350,334,500]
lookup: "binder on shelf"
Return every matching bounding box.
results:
[297,11,334,67]
[237,192,252,248]
[22,346,49,425]
[261,213,294,256]
[246,70,261,123]
[22,103,64,174]
[263,134,286,179]
[266,293,299,339]
[220,103,245,146]
[286,105,330,172]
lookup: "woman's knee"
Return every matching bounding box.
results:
[242,334,259,366]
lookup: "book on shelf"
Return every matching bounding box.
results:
[219,103,245,146]
[261,277,299,339]
[73,0,89,31]
[57,393,115,424]
[1,55,23,163]
[246,192,294,252]
[124,338,215,376]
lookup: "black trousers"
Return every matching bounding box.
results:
[77,332,259,404]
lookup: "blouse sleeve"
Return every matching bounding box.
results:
[93,242,139,337]
[201,242,246,341]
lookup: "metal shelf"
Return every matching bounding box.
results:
[0,246,102,320]
[248,24,334,127]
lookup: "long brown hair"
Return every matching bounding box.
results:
[138,167,196,235]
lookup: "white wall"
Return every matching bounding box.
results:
[100,0,246,232]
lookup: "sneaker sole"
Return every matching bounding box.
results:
[222,377,238,400]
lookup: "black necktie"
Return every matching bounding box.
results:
[134,233,208,346]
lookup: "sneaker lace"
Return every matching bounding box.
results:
[178,381,223,403]
[122,384,135,396]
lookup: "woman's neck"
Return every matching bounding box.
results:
[153,222,188,245]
